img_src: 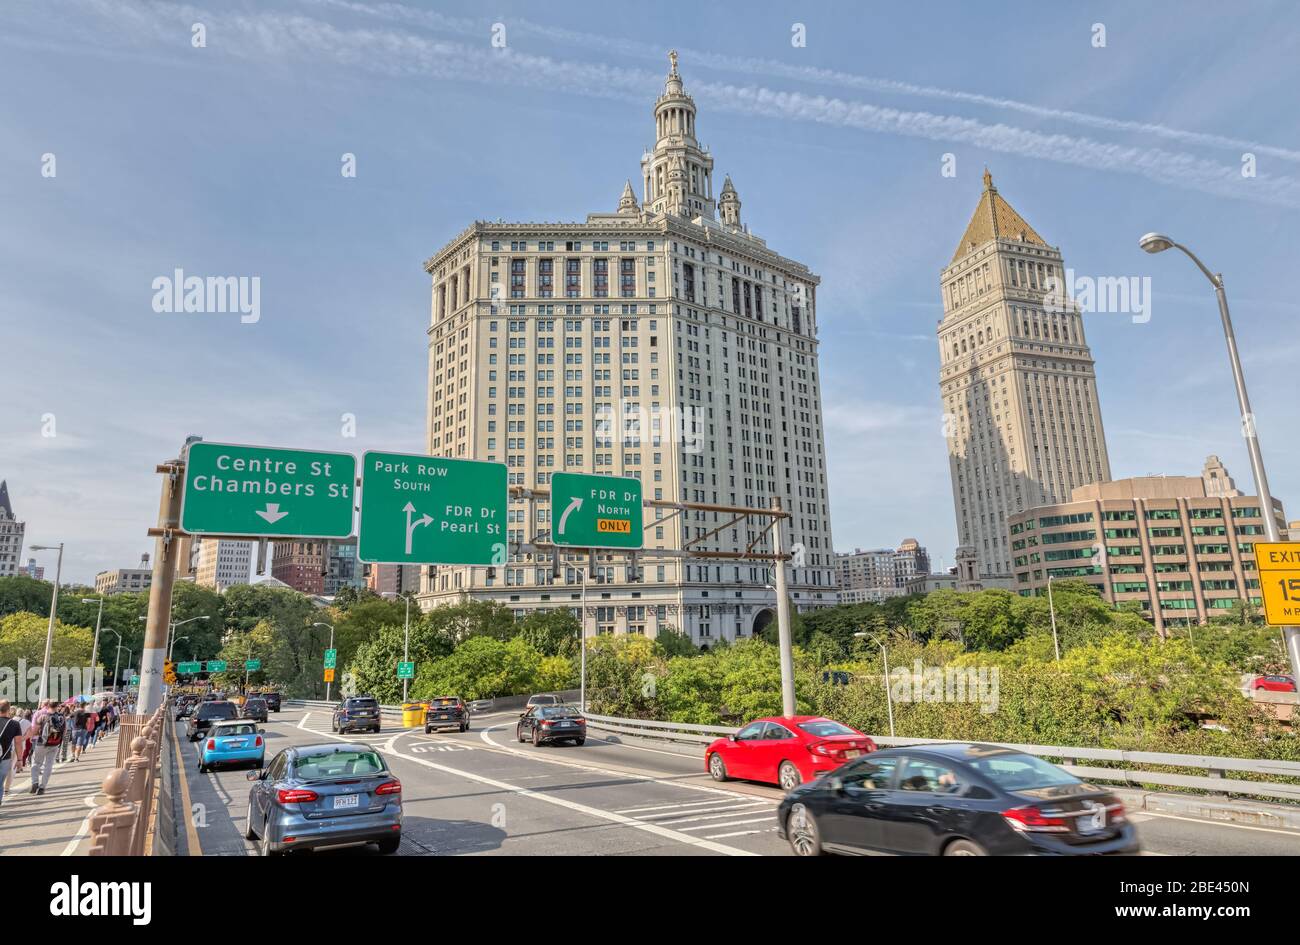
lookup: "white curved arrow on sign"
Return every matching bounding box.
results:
[558,496,583,535]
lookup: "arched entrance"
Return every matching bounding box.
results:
[752,607,775,636]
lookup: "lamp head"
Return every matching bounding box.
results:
[1139,232,1175,254]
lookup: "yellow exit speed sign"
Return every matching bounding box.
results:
[1255,542,1300,627]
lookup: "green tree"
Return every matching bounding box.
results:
[517,609,580,657]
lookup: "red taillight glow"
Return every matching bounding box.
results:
[277,788,319,804]
[254,736,263,747]
[1001,805,1069,833]
[206,739,216,750]
[376,779,402,796]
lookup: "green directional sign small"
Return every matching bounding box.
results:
[177,661,201,675]
[323,649,337,669]
[181,441,356,538]
[130,675,140,686]
[550,472,643,549]
[206,659,228,673]
[244,659,262,671]
[396,661,415,680]
[358,451,507,565]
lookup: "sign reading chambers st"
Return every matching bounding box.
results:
[358,451,507,565]
[181,441,356,538]
[549,472,643,549]
[1256,542,1300,627]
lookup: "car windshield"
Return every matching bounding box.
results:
[213,723,258,737]
[797,720,856,737]
[291,749,385,781]
[969,753,1080,791]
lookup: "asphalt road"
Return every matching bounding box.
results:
[176,707,1300,857]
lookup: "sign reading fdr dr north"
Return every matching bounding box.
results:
[358,451,506,565]
[550,472,643,549]
[181,442,356,538]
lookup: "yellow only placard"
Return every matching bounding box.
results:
[1255,542,1300,627]
[324,668,336,682]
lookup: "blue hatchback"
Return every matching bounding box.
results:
[199,720,266,773]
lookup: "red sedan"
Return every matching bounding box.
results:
[705,716,876,791]
[1254,675,1297,693]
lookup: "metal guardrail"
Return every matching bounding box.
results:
[582,713,1300,803]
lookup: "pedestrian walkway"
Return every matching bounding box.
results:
[0,727,121,856]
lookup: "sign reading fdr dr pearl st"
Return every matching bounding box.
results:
[1256,542,1300,627]
[358,451,507,565]
[181,441,356,538]
[549,472,643,550]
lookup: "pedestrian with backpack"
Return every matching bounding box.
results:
[29,700,64,795]
[0,701,21,809]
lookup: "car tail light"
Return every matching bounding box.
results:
[541,720,554,727]
[1107,801,1127,823]
[1001,805,1070,833]
[574,718,586,725]
[254,736,263,747]
[206,739,216,750]
[276,788,319,804]
[376,780,401,796]
[807,741,844,759]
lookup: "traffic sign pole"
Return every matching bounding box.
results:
[139,456,185,716]
[770,496,796,719]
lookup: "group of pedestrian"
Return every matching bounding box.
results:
[0,696,126,808]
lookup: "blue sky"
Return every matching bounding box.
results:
[2,0,1298,584]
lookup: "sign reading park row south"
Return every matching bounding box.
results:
[358,451,507,566]
[181,441,356,538]
[550,472,643,550]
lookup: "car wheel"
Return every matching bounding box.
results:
[786,803,824,856]
[944,839,987,856]
[708,753,730,782]
[375,835,401,855]
[244,806,258,841]
[198,761,207,774]
[517,726,527,743]
[532,727,543,747]
[425,726,432,734]
[258,832,279,857]
[574,737,585,746]
[778,761,802,792]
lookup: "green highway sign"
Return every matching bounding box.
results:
[244,659,262,671]
[550,472,643,549]
[206,659,228,673]
[358,451,507,565]
[130,675,140,686]
[177,661,201,674]
[181,441,356,538]
[397,661,415,680]
[323,649,337,669]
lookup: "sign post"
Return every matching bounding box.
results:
[358,451,507,565]
[549,472,643,549]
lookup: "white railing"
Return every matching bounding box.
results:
[582,713,1300,803]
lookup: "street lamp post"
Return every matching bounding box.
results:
[383,593,414,702]
[1046,576,1061,662]
[81,596,106,692]
[170,636,189,660]
[312,622,336,700]
[30,543,64,703]
[103,629,121,694]
[576,567,589,712]
[1139,232,1300,683]
[854,631,895,737]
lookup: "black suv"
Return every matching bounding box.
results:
[424,696,470,733]
[332,696,382,734]
[242,697,269,723]
[186,700,240,742]
[260,691,282,712]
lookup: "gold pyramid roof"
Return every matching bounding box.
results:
[950,169,1047,264]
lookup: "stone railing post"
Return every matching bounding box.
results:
[87,769,137,856]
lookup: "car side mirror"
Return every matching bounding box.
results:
[520,712,529,719]
[727,733,738,742]
[258,728,265,734]
[246,769,262,781]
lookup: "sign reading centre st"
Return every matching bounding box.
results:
[358,451,506,565]
[550,472,643,549]
[182,442,355,538]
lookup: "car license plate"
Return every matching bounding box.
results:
[225,740,246,749]
[844,749,862,759]
[333,794,359,809]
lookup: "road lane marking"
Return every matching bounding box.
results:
[1136,810,1300,837]
[617,798,757,814]
[309,722,758,856]
[172,719,203,855]
[680,816,776,832]
[706,829,770,839]
[655,806,775,826]
[638,801,771,820]
[60,795,100,857]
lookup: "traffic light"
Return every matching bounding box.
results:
[164,660,177,685]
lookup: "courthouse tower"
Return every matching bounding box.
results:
[420,55,836,644]
[938,171,1111,578]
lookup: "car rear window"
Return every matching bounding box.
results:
[345,698,378,708]
[430,698,460,706]
[538,706,579,719]
[292,749,385,781]
[530,695,558,704]
[213,723,258,737]
[797,720,856,737]
[199,703,239,719]
[970,753,1080,791]
[245,699,266,707]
